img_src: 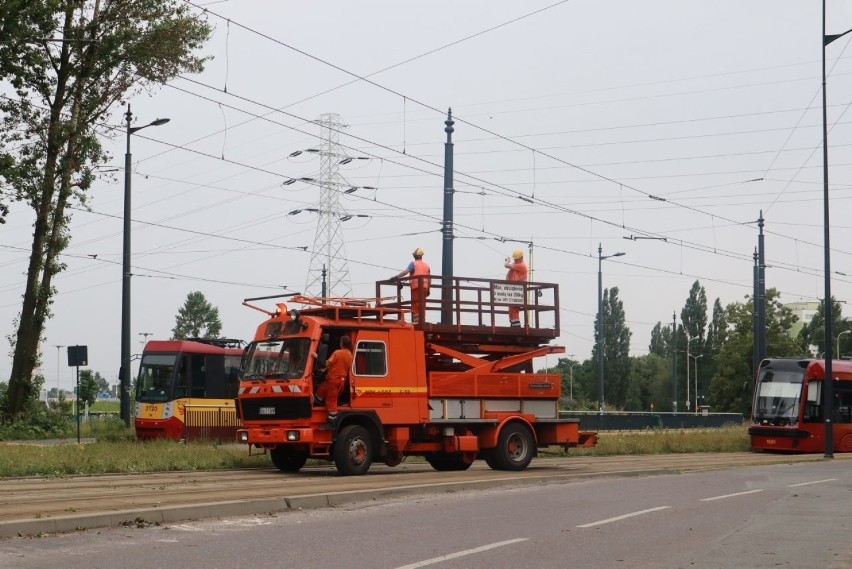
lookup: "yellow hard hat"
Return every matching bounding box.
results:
[512,248,524,260]
[413,247,424,257]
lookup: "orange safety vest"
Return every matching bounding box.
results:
[410,259,430,291]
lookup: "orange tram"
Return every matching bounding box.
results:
[749,358,852,453]
[135,338,244,441]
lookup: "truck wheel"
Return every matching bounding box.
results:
[425,452,475,471]
[270,446,308,472]
[333,425,373,476]
[484,422,534,471]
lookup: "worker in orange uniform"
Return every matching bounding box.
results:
[504,248,528,327]
[396,247,431,324]
[313,336,353,424]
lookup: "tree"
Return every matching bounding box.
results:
[798,297,846,356]
[1,1,211,419]
[649,321,673,358]
[626,354,670,411]
[78,370,98,409]
[709,288,805,414]
[592,286,632,407]
[172,291,223,339]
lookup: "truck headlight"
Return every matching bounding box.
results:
[286,430,299,441]
[237,430,249,443]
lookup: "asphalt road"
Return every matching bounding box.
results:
[1,456,850,569]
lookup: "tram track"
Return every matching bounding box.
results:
[0,451,834,537]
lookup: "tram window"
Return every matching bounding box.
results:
[190,354,207,397]
[835,384,852,424]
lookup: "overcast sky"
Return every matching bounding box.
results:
[4,0,852,390]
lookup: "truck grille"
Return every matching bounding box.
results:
[240,397,311,421]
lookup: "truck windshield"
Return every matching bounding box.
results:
[137,354,177,402]
[243,338,310,380]
[752,368,804,424]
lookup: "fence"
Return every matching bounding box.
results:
[560,411,744,431]
[183,403,241,443]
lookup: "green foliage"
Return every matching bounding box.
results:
[0,378,74,439]
[1,0,212,419]
[649,320,673,358]
[799,297,846,356]
[171,291,223,339]
[626,354,671,411]
[0,439,271,477]
[592,286,632,407]
[709,288,805,414]
[78,369,98,408]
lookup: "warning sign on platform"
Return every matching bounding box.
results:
[492,283,525,305]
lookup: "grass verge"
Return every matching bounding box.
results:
[0,425,751,478]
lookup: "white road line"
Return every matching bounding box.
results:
[700,489,764,502]
[394,538,528,569]
[788,478,837,488]
[576,506,670,528]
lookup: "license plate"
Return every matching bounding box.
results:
[258,407,275,415]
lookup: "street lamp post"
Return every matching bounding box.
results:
[838,329,850,359]
[688,353,703,412]
[821,5,852,458]
[568,361,580,400]
[597,244,625,415]
[120,105,170,427]
[54,344,64,398]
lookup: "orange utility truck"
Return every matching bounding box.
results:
[236,275,595,475]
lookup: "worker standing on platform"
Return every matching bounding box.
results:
[396,247,431,324]
[504,248,528,327]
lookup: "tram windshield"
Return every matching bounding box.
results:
[137,353,178,402]
[752,367,804,424]
[243,338,310,380]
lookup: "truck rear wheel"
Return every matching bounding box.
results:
[484,422,534,471]
[425,452,475,471]
[333,425,373,476]
[270,446,309,472]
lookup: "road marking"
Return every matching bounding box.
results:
[788,478,837,487]
[576,506,670,528]
[394,538,528,569]
[700,489,763,502]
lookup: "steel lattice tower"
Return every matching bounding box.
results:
[304,113,352,298]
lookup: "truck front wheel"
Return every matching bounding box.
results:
[333,425,373,476]
[270,446,309,473]
[483,422,534,471]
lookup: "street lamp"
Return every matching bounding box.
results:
[597,243,625,414]
[821,6,852,458]
[120,105,169,427]
[688,353,703,412]
[837,329,850,359]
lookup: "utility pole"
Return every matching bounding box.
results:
[441,109,455,324]
[305,113,352,298]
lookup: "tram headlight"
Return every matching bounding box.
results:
[286,430,300,441]
[237,430,249,443]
